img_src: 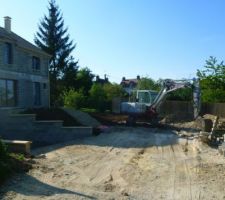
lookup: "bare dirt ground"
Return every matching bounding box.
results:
[1,127,225,200]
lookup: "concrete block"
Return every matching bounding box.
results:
[3,139,32,154]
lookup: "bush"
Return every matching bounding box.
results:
[197,57,225,103]
[201,88,225,103]
[0,139,10,182]
[89,83,107,112]
[103,83,125,102]
[166,88,192,101]
[62,89,85,109]
[0,139,8,161]
[0,140,31,185]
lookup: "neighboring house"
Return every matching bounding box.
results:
[0,16,51,108]
[120,75,140,94]
[95,74,109,85]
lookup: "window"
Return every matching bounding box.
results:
[33,82,41,106]
[150,91,158,103]
[32,56,40,70]
[0,79,17,107]
[4,42,13,64]
[43,83,47,89]
[137,91,150,104]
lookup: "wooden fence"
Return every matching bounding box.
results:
[160,101,225,118]
[158,101,194,120]
[201,103,225,117]
[112,98,225,118]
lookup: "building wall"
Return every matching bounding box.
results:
[0,38,50,108]
[0,40,49,76]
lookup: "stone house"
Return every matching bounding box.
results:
[120,75,140,94]
[0,17,50,108]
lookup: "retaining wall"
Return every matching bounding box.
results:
[0,108,92,148]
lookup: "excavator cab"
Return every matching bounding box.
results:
[136,90,158,105]
[121,90,158,114]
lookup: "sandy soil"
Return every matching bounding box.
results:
[1,127,225,200]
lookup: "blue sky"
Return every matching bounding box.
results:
[1,0,225,83]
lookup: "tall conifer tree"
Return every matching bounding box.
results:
[34,0,76,105]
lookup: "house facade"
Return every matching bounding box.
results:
[0,17,50,108]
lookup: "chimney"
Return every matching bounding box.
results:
[4,16,11,32]
[104,74,108,81]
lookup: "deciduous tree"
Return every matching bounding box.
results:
[197,56,225,103]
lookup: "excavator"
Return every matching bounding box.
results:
[120,78,201,125]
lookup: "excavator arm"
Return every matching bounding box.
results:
[149,78,201,119]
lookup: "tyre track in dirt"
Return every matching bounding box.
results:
[142,136,197,200]
[1,128,225,200]
[172,143,193,200]
[172,140,207,200]
[131,133,178,200]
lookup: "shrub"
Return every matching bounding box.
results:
[0,139,10,182]
[62,89,85,109]
[0,140,31,184]
[103,83,125,102]
[201,88,225,103]
[89,83,107,112]
[0,139,8,161]
[197,56,225,103]
[167,88,192,101]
